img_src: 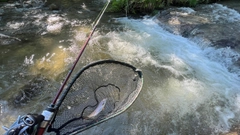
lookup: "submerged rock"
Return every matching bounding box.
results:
[156,3,240,52]
[12,75,49,106]
[48,3,59,10]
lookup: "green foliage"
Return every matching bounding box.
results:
[109,0,165,14]
[189,0,198,6]
[108,0,130,12]
[172,0,198,7]
[0,0,8,2]
[139,0,165,10]
[109,0,219,14]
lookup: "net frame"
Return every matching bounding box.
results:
[49,60,143,135]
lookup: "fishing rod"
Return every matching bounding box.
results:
[37,0,111,134]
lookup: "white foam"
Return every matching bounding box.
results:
[47,23,63,33]
[203,4,240,23]
[170,7,196,16]
[214,106,235,133]
[7,22,24,29]
[203,47,240,75]
[74,31,87,42]
[24,54,35,65]
[33,13,48,26]
[91,17,240,133]
[47,16,62,24]
[46,15,66,33]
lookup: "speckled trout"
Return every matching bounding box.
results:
[87,98,107,118]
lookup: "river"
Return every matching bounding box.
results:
[0,0,240,135]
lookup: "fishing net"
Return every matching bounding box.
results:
[49,60,143,135]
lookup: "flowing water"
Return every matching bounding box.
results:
[0,1,240,135]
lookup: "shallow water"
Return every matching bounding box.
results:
[1,1,240,135]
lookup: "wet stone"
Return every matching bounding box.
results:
[214,39,239,49]
[12,75,49,106]
[156,3,240,53]
[48,3,59,10]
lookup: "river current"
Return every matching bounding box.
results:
[0,1,240,135]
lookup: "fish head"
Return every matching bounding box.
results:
[100,98,107,106]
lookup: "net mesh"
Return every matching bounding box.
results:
[49,60,143,135]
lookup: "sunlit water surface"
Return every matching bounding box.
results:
[0,2,240,135]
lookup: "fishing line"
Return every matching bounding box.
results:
[52,0,111,106]
[35,1,111,135]
[92,0,111,28]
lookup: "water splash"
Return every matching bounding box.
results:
[46,15,65,34]
[24,54,35,65]
[79,16,240,134]
[199,4,240,23]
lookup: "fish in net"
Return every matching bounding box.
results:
[48,60,143,135]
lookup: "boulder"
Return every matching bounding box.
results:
[156,3,240,52]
